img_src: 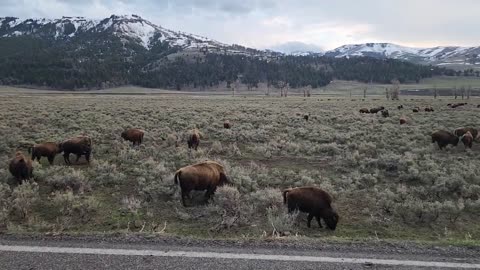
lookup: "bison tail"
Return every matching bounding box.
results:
[174,170,181,185]
[282,189,291,204]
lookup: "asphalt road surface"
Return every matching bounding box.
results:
[0,235,479,269]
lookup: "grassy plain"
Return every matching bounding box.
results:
[1,90,480,245]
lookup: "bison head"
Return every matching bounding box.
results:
[452,137,460,146]
[324,209,339,230]
[219,172,230,186]
[121,131,127,140]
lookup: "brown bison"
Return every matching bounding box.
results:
[59,136,92,165]
[187,129,201,150]
[9,152,33,184]
[381,110,390,117]
[460,131,473,149]
[454,127,479,141]
[121,128,144,146]
[369,106,385,114]
[424,106,434,112]
[283,187,339,230]
[224,121,232,129]
[397,105,404,110]
[412,107,419,112]
[477,104,480,108]
[174,160,229,207]
[359,108,370,114]
[29,142,61,165]
[431,130,459,150]
[399,117,407,125]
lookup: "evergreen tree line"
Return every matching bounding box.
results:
[0,36,456,90]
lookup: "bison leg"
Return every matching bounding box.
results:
[63,153,71,165]
[85,151,91,164]
[181,190,189,207]
[307,213,314,228]
[75,154,81,163]
[204,187,216,203]
[47,155,55,165]
[316,215,323,228]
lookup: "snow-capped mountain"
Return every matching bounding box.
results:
[0,14,276,57]
[325,43,480,68]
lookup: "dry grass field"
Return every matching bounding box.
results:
[1,91,480,245]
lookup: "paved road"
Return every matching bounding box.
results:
[0,235,479,269]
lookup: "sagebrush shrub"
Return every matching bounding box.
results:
[11,182,39,220]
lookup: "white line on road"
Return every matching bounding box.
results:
[0,244,478,269]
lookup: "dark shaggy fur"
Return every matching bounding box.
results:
[59,136,92,165]
[431,130,459,150]
[9,151,33,184]
[282,187,339,230]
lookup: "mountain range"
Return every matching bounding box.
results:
[1,15,479,69]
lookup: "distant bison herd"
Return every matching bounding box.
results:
[7,124,339,231]
[358,102,480,150]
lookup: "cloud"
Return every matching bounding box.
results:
[1,0,479,49]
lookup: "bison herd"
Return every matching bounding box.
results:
[8,124,339,231]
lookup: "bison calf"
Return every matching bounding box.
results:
[174,160,229,207]
[283,187,339,230]
[29,142,61,165]
[121,128,145,146]
[431,130,459,150]
[9,151,33,184]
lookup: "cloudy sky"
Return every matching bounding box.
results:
[1,0,479,52]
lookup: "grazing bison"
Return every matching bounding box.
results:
[399,117,407,125]
[359,108,370,114]
[460,131,474,149]
[29,142,61,165]
[121,128,144,146]
[381,110,390,117]
[174,160,229,207]
[187,129,201,150]
[303,114,309,121]
[451,103,466,108]
[369,106,385,114]
[431,130,459,150]
[59,136,92,165]
[454,127,479,141]
[9,152,33,184]
[283,187,339,230]
[397,105,404,110]
[477,104,480,108]
[425,106,434,112]
[412,107,419,112]
[223,121,232,129]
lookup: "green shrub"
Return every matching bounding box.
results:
[11,182,39,220]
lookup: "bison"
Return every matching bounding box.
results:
[431,130,459,150]
[283,187,339,230]
[399,117,407,125]
[381,110,390,117]
[397,105,404,110]
[187,129,201,150]
[451,103,466,108]
[224,121,232,129]
[121,128,144,146]
[29,142,61,165]
[303,114,309,121]
[369,106,385,114]
[425,106,434,112]
[460,131,474,149]
[59,136,92,165]
[9,151,33,184]
[174,160,229,207]
[359,108,370,114]
[454,127,478,141]
[413,107,419,112]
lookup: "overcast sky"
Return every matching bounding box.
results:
[1,0,479,51]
